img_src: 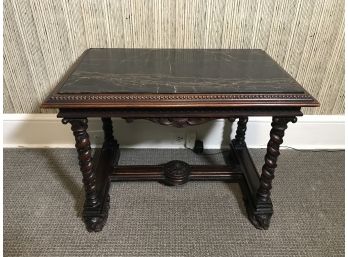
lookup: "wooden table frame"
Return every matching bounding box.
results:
[58,107,299,232]
[42,48,319,232]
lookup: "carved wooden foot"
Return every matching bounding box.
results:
[248,213,272,229]
[83,189,110,232]
[248,116,297,230]
[62,118,110,232]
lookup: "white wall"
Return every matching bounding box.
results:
[3,114,345,149]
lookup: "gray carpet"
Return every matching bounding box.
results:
[4,148,344,257]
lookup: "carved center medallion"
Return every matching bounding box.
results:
[163,160,191,186]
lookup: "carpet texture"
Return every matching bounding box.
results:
[4,149,344,257]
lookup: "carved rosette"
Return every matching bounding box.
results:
[163,160,191,186]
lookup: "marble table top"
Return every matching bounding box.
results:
[42,48,319,109]
[59,48,304,94]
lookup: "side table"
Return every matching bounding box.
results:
[41,48,319,232]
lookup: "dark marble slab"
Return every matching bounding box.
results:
[58,49,305,94]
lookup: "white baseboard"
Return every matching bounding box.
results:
[3,114,345,149]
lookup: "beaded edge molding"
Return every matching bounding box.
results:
[49,93,314,101]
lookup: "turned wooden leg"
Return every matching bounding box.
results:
[102,117,115,144]
[62,118,109,232]
[249,116,297,229]
[62,118,99,207]
[101,117,120,167]
[235,117,248,145]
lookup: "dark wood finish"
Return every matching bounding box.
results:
[101,117,114,144]
[101,117,120,167]
[62,118,109,232]
[257,117,297,202]
[58,107,303,118]
[111,165,243,181]
[249,116,297,229]
[41,48,319,232]
[235,117,248,145]
[62,118,99,207]
[145,118,214,128]
[163,160,191,185]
